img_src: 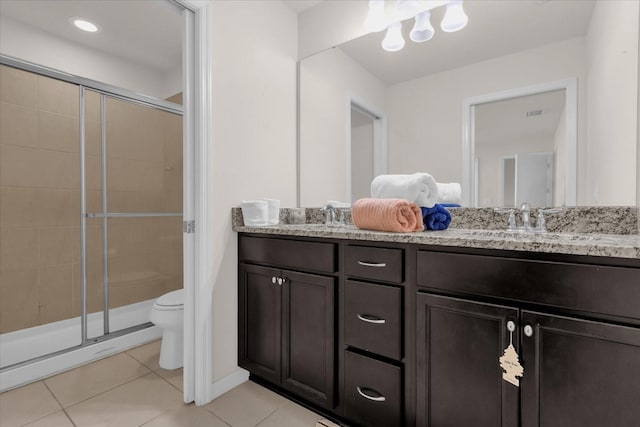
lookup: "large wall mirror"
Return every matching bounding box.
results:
[299,0,638,208]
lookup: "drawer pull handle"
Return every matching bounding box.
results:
[357,386,386,402]
[357,261,387,268]
[357,313,386,324]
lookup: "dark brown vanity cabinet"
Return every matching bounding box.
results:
[416,293,519,427]
[416,250,640,427]
[520,311,640,427]
[238,233,640,426]
[238,236,337,410]
[342,244,406,427]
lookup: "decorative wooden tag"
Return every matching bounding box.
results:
[500,343,524,387]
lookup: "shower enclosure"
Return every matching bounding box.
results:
[0,58,183,390]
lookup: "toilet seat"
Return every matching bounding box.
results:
[153,289,184,310]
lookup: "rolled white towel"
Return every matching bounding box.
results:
[326,200,351,208]
[371,173,438,208]
[436,182,462,205]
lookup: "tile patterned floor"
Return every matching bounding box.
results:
[0,340,324,427]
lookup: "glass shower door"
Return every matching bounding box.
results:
[0,65,82,367]
[84,90,183,338]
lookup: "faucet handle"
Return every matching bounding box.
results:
[534,208,562,232]
[494,208,518,231]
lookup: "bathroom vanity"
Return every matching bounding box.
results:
[235,214,640,427]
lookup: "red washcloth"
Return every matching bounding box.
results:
[352,198,424,233]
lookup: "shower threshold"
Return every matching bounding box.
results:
[0,299,162,392]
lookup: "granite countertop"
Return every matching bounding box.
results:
[232,207,640,259]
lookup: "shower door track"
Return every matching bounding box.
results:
[0,323,153,373]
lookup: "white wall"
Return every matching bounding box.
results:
[298,1,368,59]
[0,16,180,100]
[553,107,568,206]
[585,0,638,206]
[387,37,587,201]
[210,0,298,382]
[300,47,386,207]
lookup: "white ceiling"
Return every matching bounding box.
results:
[0,0,183,73]
[475,90,566,147]
[284,0,324,14]
[340,0,596,85]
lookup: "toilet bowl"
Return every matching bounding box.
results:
[150,289,184,370]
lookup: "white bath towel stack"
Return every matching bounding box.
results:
[371,173,439,208]
[436,182,462,205]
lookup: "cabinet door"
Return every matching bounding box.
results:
[238,264,282,384]
[416,293,519,427]
[521,311,640,427]
[281,270,336,409]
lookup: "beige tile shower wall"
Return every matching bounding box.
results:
[100,97,183,311]
[0,66,183,333]
[0,65,79,333]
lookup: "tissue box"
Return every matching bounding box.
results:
[240,200,269,226]
[240,199,280,226]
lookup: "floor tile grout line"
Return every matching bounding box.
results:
[254,407,281,427]
[210,410,232,427]
[124,343,162,371]
[61,407,79,427]
[156,369,183,393]
[202,405,236,426]
[123,348,160,372]
[59,370,158,411]
[42,351,154,408]
[36,381,79,427]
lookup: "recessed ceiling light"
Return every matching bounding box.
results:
[72,18,100,33]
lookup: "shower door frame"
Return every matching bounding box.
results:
[80,87,184,341]
[0,54,187,387]
[1,0,215,405]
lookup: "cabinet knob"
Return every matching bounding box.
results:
[356,386,386,402]
[524,325,534,337]
[271,277,277,284]
[507,321,516,332]
[277,277,284,286]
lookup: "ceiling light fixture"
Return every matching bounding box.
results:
[382,21,405,52]
[364,0,468,52]
[72,18,100,33]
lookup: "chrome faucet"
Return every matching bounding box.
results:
[520,202,532,231]
[322,204,338,225]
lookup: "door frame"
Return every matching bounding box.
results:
[175,0,215,406]
[346,95,388,203]
[462,78,577,207]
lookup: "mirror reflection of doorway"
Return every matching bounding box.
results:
[501,156,516,207]
[500,153,553,207]
[350,103,380,202]
[473,88,567,207]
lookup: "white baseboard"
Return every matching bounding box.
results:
[204,367,249,404]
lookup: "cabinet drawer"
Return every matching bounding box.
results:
[344,351,402,427]
[345,245,403,284]
[417,251,640,321]
[345,280,402,360]
[239,235,336,273]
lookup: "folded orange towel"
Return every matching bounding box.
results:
[352,198,424,233]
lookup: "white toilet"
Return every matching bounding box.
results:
[150,289,184,370]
